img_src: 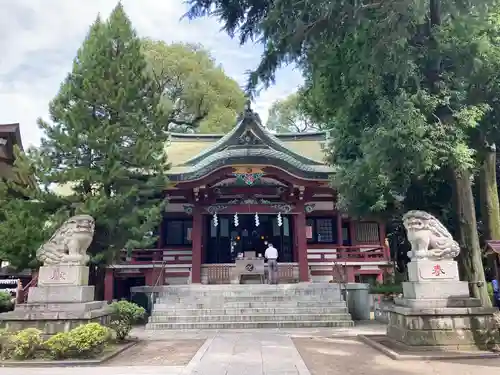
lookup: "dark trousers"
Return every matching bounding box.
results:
[268,259,278,284]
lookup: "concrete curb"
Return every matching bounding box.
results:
[181,334,216,374]
[0,340,138,367]
[358,334,500,361]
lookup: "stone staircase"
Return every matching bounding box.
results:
[146,283,354,330]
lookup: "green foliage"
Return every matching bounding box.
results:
[64,323,111,358]
[6,328,43,360]
[109,300,146,341]
[266,93,319,133]
[44,332,71,360]
[1,323,111,361]
[130,292,151,317]
[0,146,62,270]
[369,283,403,295]
[0,291,14,313]
[0,329,13,359]
[142,40,246,133]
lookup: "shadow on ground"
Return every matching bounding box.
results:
[292,336,500,375]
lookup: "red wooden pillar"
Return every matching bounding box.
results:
[104,268,114,302]
[294,204,309,282]
[376,272,384,284]
[336,213,343,246]
[378,221,389,259]
[145,268,154,286]
[191,207,203,283]
[346,267,355,282]
[158,216,164,249]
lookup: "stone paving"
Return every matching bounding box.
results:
[2,324,500,374]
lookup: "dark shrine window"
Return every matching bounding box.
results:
[306,217,337,244]
[165,219,192,246]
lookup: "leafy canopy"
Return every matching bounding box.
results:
[142,39,246,133]
[266,92,319,133]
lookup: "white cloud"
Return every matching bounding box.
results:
[0,0,303,148]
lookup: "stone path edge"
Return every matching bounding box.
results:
[358,334,500,361]
[0,340,138,368]
[181,336,215,374]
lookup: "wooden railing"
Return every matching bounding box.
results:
[118,245,387,266]
[307,245,387,262]
[118,248,192,264]
[203,263,298,284]
[206,264,231,284]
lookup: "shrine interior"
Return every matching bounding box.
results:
[204,214,294,264]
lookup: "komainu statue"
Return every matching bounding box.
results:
[36,215,95,266]
[402,210,460,260]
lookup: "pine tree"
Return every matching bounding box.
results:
[35,4,168,269]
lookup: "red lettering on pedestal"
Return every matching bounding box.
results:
[432,265,446,277]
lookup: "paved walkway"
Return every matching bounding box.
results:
[3,324,500,375]
[184,332,310,375]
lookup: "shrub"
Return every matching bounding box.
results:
[131,292,151,317]
[109,300,146,341]
[0,328,13,359]
[7,328,43,360]
[369,283,403,295]
[67,323,111,358]
[0,291,14,313]
[44,332,71,360]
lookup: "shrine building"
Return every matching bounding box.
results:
[104,107,391,300]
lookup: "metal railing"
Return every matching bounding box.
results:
[148,260,168,312]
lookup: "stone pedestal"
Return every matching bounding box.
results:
[0,265,111,334]
[386,259,500,349]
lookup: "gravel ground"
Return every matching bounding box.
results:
[293,336,500,375]
[104,339,205,367]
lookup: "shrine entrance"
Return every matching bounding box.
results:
[204,213,294,264]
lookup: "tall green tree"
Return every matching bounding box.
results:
[186,0,496,305]
[0,148,51,270]
[27,4,169,275]
[266,93,318,133]
[142,40,246,133]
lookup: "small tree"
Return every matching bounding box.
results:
[109,300,145,341]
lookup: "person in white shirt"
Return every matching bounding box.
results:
[265,243,279,284]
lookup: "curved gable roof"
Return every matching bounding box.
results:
[165,106,334,182]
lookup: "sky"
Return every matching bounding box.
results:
[0,0,303,148]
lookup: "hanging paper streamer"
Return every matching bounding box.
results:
[234,213,239,227]
[213,212,218,227]
[277,212,282,227]
[255,212,260,227]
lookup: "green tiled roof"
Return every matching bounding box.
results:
[165,108,333,182]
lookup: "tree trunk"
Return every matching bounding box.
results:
[479,144,500,241]
[453,167,491,306]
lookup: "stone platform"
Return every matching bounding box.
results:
[146,283,354,330]
[383,259,500,350]
[0,265,111,334]
[385,302,499,349]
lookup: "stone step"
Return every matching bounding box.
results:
[145,320,354,330]
[148,313,352,323]
[156,285,343,296]
[156,295,342,304]
[153,300,346,309]
[159,290,343,296]
[151,306,349,315]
